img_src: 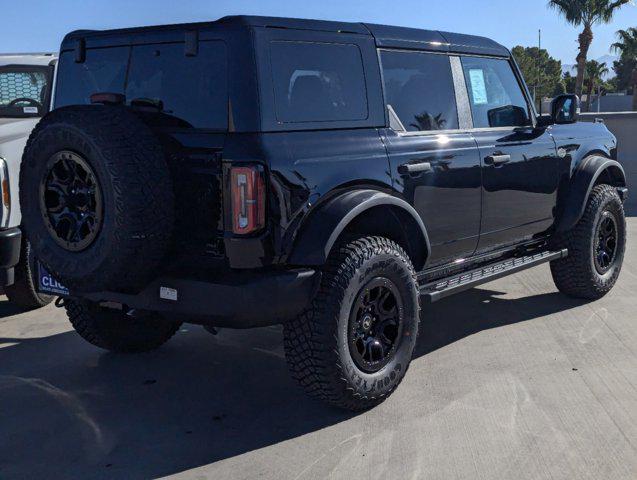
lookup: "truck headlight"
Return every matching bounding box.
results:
[0,157,10,228]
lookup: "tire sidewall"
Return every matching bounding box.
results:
[335,250,419,399]
[21,122,119,289]
[20,105,174,293]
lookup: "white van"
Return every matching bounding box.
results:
[0,53,56,309]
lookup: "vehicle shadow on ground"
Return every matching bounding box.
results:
[0,299,32,318]
[0,288,587,479]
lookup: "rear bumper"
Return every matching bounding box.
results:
[0,227,21,286]
[80,268,321,328]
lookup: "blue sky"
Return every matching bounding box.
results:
[2,0,636,65]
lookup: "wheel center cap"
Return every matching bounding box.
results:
[69,190,88,208]
[362,315,373,330]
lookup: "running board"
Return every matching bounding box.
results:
[420,249,568,304]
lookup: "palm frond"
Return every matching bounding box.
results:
[600,0,633,23]
[612,27,637,58]
[548,0,633,26]
[547,0,585,25]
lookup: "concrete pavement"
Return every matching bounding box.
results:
[0,220,635,479]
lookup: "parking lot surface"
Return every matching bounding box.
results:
[0,219,635,480]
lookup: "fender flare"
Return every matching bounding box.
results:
[288,189,431,266]
[556,156,626,233]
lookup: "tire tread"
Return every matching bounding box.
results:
[284,236,419,411]
[551,184,625,300]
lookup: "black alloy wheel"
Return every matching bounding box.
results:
[594,211,618,274]
[40,150,103,252]
[349,277,404,373]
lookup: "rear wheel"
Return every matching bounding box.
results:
[284,236,420,411]
[65,299,181,353]
[551,184,626,300]
[4,237,54,310]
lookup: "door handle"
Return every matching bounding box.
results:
[485,154,511,166]
[398,162,432,175]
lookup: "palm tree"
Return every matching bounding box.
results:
[547,0,631,97]
[612,27,637,111]
[582,60,609,111]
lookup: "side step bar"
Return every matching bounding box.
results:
[420,249,568,304]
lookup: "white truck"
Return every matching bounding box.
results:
[0,53,56,309]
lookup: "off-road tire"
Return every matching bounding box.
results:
[19,105,174,293]
[550,184,626,300]
[284,237,420,411]
[65,299,182,353]
[4,237,54,310]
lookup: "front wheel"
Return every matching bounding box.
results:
[284,237,420,411]
[551,184,626,300]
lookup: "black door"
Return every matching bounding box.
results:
[460,56,561,250]
[379,50,482,266]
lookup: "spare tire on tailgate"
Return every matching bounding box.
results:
[20,105,174,293]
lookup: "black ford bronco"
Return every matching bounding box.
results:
[20,16,627,410]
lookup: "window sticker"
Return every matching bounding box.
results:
[469,69,488,105]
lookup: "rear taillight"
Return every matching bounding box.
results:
[230,166,265,235]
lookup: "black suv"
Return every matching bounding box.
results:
[20,16,628,410]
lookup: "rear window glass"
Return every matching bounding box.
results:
[126,42,227,130]
[270,41,368,123]
[0,67,51,117]
[380,50,459,132]
[55,47,128,107]
[55,41,228,130]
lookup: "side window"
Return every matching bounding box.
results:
[126,41,228,130]
[270,41,368,123]
[380,50,459,132]
[55,47,129,107]
[460,57,531,128]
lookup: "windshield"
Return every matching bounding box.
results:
[0,66,52,118]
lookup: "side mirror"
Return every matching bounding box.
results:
[487,105,530,128]
[551,94,580,124]
[536,114,554,128]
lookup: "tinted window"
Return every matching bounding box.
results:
[0,67,50,117]
[461,57,531,128]
[126,42,227,129]
[380,50,458,132]
[270,41,368,123]
[55,47,128,107]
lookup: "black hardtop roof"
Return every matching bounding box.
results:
[61,15,509,57]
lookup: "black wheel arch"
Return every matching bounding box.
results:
[287,189,430,271]
[555,155,627,233]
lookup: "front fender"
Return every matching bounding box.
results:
[288,189,430,266]
[556,156,626,233]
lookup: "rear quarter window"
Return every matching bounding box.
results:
[270,41,368,123]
